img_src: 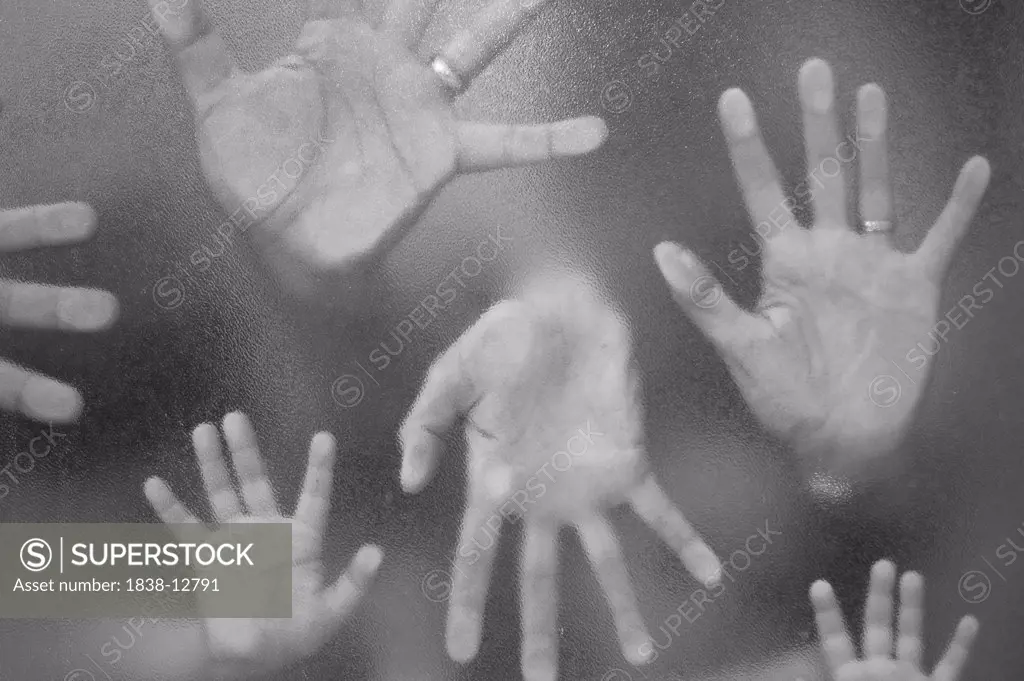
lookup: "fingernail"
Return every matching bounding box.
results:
[356,545,383,574]
[555,117,609,155]
[24,377,81,422]
[800,59,833,113]
[58,290,118,330]
[58,203,97,240]
[720,89,755,137]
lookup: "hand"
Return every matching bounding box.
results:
[654,58,991,466]
[399,272,721,681]
[143,412,382,678]
[810,560,978,681]
[148,0,607,295]
[0,202,118,422]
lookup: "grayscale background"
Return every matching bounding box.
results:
[0,0,1021,679]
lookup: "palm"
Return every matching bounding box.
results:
[144,412,381,677]
[150,0,606,293]
[197,19,457,269]
[199,518,332,661]
[740,227,937,454]
[657,59,990,463]
[834,659,928,681]
[400,273,721,681]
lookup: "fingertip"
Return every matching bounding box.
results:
[355,544,384,576]
[653,241,696,282]
[857,82,886,105]
[964,155,992,185]
[191,421,217,446]
[23,377,82,424]
[718,88,755,137]
[900,570,923,589]
[809,579,833,602]
[799,57,831,77]
[958,614,980,637]
[58,289,120,331]
[399,436,434,494]
[625,636,654,666]
[221,410,245,432]
[872,559,897,581]
[310,431,337,458]
[554,116,608,156]
[57,202,98,240]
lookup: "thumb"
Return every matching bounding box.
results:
[653,242,748,338]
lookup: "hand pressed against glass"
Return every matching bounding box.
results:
[400,274,721,681]
[144,412,381,678]
[655,58,991,466]
[811,560,978,681]
[0,202,118,422]
[147,0,607,295]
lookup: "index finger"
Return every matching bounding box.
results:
[719,88,795,239]
[627,474,721,586]
[0,282,119,332]
[294,431,337,542]
[146,0,239,113]
[398,300,529,494]
[0,360,83,423]
[0,203,97,251]
[809,579,856,670]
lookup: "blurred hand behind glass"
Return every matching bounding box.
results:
[0,202,118,423]
[144,411,381,679]
[810,560,978,681]
[399,272,721,681]
[148,0,607,297]
[655,58,991,473]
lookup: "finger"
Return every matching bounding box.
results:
[895,571,924,668]
[931,615,979,681]
[856,83,893,241]
[222,412,280,518]
[913,156,992,282]
[192,422,242,523]
[520,518,560,681]
[400,301,529,494]
[147,0,239,114]
[294,432,337,543]
[653,242,770,368]
[719,88,794,234]
[862,559,897,659]
[628,474,721,587]
[455,118,607,173]
[321,544,383,624]
[0,202,97,251]
[381,0,443,49]
[798,59,848,230]
[0,282,118,332]
[809,579,857,670]
[399,335,480,494]
[144,477,201,542]
[0,360,83,423]
[576,517,651,666]
[446,492,502,663]
[307,0,363,20]
[436,0,555,90]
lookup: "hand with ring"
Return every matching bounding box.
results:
[399,272,721,681]
[654,58,991,470]
[147,0,608,296]
[0,201,118,423]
